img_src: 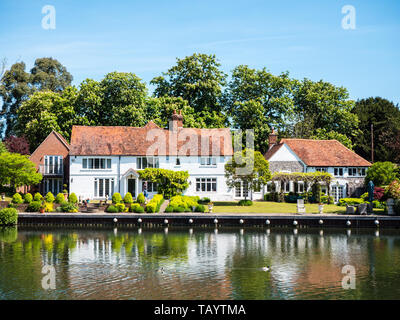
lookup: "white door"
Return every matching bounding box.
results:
[332,185,344,203]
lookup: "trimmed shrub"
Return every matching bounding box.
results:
[238,199,253,206]
[33,192,43,202]
[130,203,144,213]
[195,204,205,212]
[144,194,164,213]
[137,193,145,204]
[68,193,78,204]
[44,202,54,212]
[45,192,55,203]
[124,192,133,204]
[112,192,122,204]
[55,193,65,204]
[27,201,42,212]
[12,193,24,204]
[60,201,78,213]
[175,206,185,213]
[339,198,365,206]
[372,200,385,209]
[320,195,334,204]
[106,205,119,213]
[165,205,174,213]
[0,208,18,225]
[24,193,33,204]
[145,202,157,213]
[115,203,126,212]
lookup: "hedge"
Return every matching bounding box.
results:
[338,198,365,206]
[0,208,18,225]
[238,199,253,206]
[112,192,122,204]
[130,203,144,213]
[27,201,42,212]
[145,194,164,213]
[123,192,133,204]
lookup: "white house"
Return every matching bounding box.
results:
[263,129,372,203]
[68,111,235,201]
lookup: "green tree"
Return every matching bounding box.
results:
[30,57,73,92]
[352,97,400,162]
[311,128,354,150]
[225,149,271,199]
[0,152,42,191]
[224,65,295,154]
[0,62,32,136]
[0,58,72,137]
[0,141,7,154]
[138,168,189,199]
[292,79,359,139]
[365,161,399,187]
[151,53,227,127]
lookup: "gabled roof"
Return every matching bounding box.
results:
[69,123,233,156]
[30,130,70,159]
[265,139,371,167]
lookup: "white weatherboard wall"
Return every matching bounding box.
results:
[69,155,234,201]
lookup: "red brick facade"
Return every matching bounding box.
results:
[17,131,70,194]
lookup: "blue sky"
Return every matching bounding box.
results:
[0,0,399,104]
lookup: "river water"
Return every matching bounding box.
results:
[1,226,400,300]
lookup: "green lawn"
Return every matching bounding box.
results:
[212,201,384,214]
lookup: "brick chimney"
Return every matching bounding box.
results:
[268,128,278,149]
[169,110,183,132]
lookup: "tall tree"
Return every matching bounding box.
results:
[0,58,72,137]
[352,97,400,162]
[224,65,295,154]
[311,128,354,150]
[0,62,32,136]
[292,78,359,139]
[151,53,227,127]
[30,57,73,92]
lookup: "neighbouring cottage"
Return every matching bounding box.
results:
[18,130,70,195]
[68,111,234,201]
[264,129,372,203]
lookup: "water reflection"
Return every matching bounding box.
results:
[1,227,400,300]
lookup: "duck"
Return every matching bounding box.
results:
[157,267,164,274]
[262,266,270,272]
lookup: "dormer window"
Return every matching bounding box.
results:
[200,157,216,166]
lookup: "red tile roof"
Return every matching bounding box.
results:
[265,139,371,167]
[69,122,233,156]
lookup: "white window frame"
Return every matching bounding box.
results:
[94,178,114,198]
[196,178,217,192]
[200,157,217,166]
[82,158,111,170]
[137,156,159,169]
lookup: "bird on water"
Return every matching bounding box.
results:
[262,266,270,272]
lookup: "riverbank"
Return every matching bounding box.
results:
[16,212,400,228]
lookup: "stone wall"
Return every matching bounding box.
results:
[269,161,304,174]
[345,178,366,197]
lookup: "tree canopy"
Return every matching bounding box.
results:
[365,161,399,187]
[352,97,400,162]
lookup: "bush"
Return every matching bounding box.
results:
[339,198,365,206]
[27,201,42,212]
[386,180,400,199]
[45,192,55,203]
[24,193,33,204]
[12,193,24,204]
[106,205,119,213]
[44,202,54,212]
[284,194,303,203]
[112,192,122,204]
[175,206,185,213]
[33,192,43,202]
[320,195,334,204]
[238,199,253,206]
[169,195,198,210]
[55,193,65,204]
[115,203,126,212]
[123,192,133,204]
[195,204,205,212]
[165,205,174,213]
[198,197,210,204]
[137,193,145,204]
[68,193,78,204]
[145,202,157,213]
[130,203,144,213]
[0,208,18,225]
[60,201,78,213]
[372,200,385,209]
